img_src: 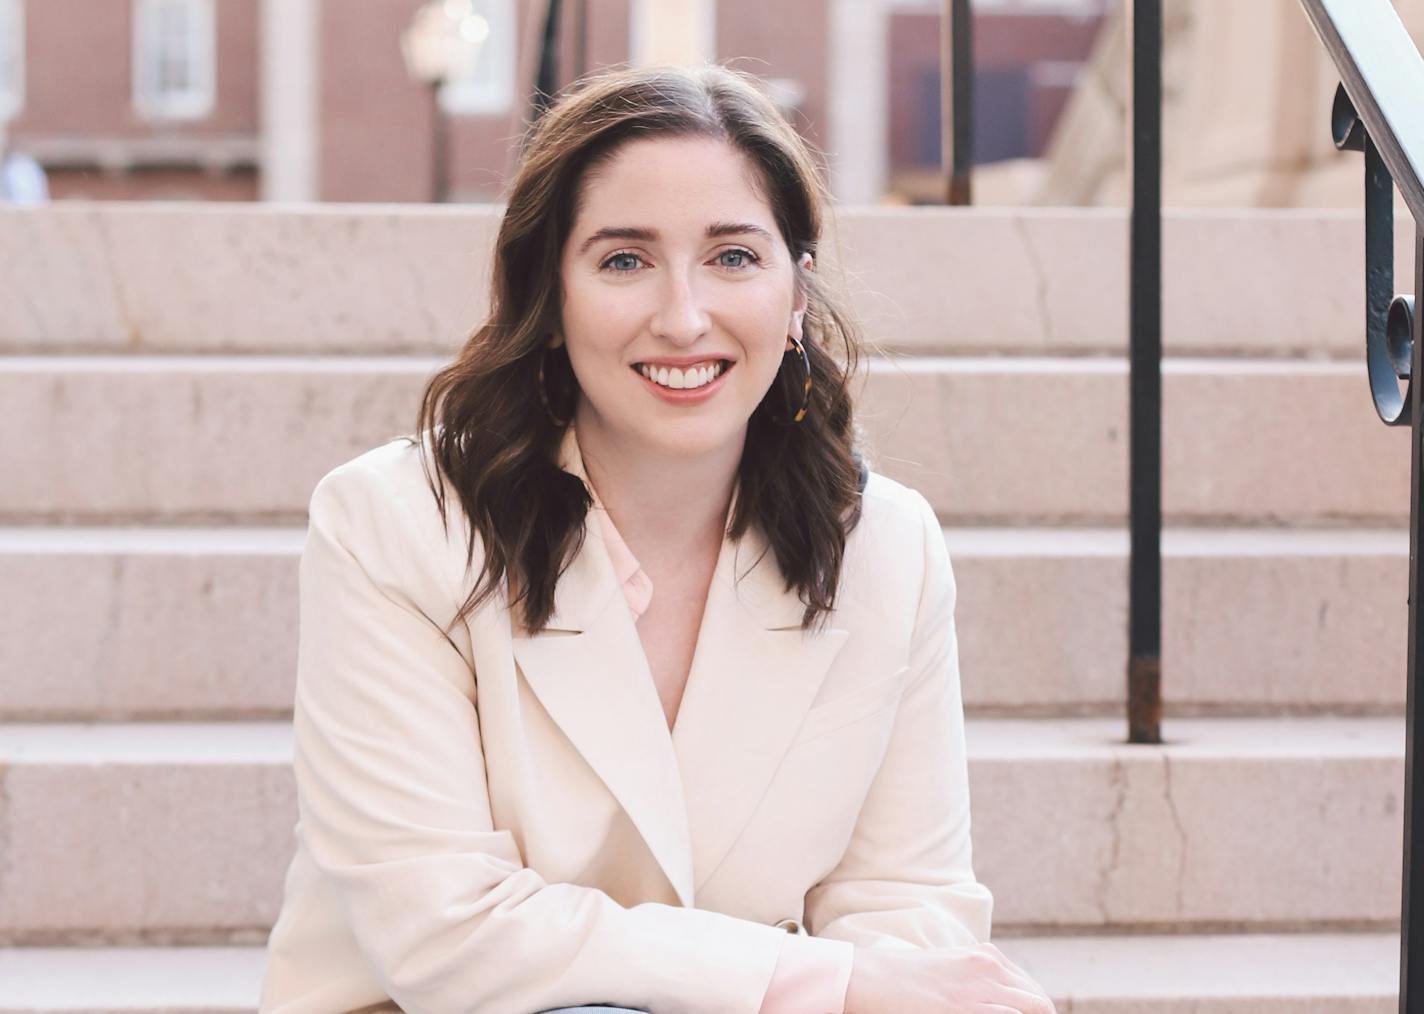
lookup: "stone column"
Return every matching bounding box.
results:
[827,0,888,204]
[1032,0,1424,208]
[260,0,319,202]
[629,0,716,66]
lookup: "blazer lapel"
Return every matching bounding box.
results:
[510,431,696,908]
[672,524,850,894]
[510,428,849,908]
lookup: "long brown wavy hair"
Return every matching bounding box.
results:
[409,63,866,634]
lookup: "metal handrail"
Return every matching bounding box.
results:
[1299,0,1424,223]
[1298,2,1424,1010]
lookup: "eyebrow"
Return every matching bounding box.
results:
[576,221,776,255]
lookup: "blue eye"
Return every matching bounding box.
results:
[601,251,643,272]
[719,248,759,269]
[598,247,760,273]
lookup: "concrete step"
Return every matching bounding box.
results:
[0,717,1402,938]
[0,527,302,721]
[950,527,1409,717]
[999,932,1398,1013]
[0,355,1408,524]
[0,946,263,1014]
[0,204,1411,359]
[967,716,1402,930]
[0,933,1399,1013]
[1,527,1407,721]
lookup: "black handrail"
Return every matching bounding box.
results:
[1300,0,1424,221]
[1298,1,1424,1010]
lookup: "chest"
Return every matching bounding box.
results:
[634,561,717,732]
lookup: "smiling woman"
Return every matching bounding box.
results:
[258,63,1054,1014]
[415,67,866,641]
[557,133,814,467]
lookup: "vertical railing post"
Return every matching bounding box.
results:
[1400,228,1423,1014]
[430,82,449,203]
[1331,78,1417,1010]
[941,0,973,206]
[1127,0,1163,745]
[571,0,588,83]
[530,0,564,122]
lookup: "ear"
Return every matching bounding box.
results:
[546,332,565,349]
[789,252,813,345]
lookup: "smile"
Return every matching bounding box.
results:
[633,359,730,390]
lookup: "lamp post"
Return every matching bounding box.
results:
[401,0,490,202]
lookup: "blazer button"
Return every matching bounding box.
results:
[774,918,803,934]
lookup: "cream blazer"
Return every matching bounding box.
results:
[259,428,993,1014]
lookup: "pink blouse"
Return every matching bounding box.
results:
[588,496,855,1014]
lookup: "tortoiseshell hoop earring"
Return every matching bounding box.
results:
[770,334,812,425]
[538,345,573,427]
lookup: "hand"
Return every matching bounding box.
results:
[844,942,1057,1014]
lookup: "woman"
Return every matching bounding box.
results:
[259,63,1055,1014]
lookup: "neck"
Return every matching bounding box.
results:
[572,407,740,558]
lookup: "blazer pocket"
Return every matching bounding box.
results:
[792,666,912,747]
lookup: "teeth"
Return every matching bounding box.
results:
[639,361,725,390]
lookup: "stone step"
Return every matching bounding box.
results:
[999,932,1398,1013]
[1,527,303,721]
[0,717,1401,938]
[0,947,264,1014]
[967,716,1402,930]
[1,526,1407,721]
[0,933,1399,1013]
[0,355,1408,524]
[0,205,1411,359]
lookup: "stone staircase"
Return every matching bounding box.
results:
[0,202,1412,1012]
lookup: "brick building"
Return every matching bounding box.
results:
[0,0,1108,203]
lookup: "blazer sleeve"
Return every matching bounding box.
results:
[288,460,790,1014]
[801,489,994,951]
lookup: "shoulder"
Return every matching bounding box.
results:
[834,469,947,626]
[312,434,437,505]
[853,469,940,560]
[307,433,477,595]
[309,435,441,533]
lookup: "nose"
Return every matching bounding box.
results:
[649,266,711,347]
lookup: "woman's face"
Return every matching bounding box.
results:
[556,134,810,462]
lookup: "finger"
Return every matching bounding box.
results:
[981,941,1035,977]
[978,943,1047,993]
[987,982,1057,1014]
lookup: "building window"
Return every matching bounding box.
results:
[438,0,516,116]
[132,0,215,120]
[0,0,23,121]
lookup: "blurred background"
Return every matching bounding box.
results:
[5,3,1424,1010]
[2,0,1414,208]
